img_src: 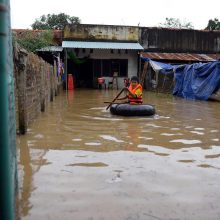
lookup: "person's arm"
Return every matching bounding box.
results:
[116,88,128,100]
[124,87,142,98]
[124,87,136,98]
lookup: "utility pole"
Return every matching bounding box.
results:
[0,0,16,219]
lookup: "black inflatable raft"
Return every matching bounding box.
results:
[110,103,155,116]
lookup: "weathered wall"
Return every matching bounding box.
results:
[25,54,53,124]
[14,44,59,134]
[64,24,139,42]
[140,27,220,53]
[13,25,220,54]
[63,24,220,53]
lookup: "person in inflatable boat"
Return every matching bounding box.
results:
[117,76,143,104]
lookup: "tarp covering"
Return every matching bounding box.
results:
[173,60,220,100]
[141,57,220,100]
[142,57,175,74]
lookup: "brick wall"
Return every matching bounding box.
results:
[14,44,60,134]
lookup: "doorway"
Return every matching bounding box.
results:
[67,59,93,88]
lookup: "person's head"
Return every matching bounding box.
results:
[130,76,139,88]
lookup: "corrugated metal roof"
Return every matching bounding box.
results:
[141,52,219,62]
[62,41,143,50]
[37,46,63,52]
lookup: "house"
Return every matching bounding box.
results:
[14,25,220,90]
[62,24,143,88]
[138,27,220,92]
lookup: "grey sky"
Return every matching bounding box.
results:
[10,0,220,29]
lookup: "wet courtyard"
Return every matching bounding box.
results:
[16,90,220,220]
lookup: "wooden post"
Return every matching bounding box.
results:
[140,62,148,87]
[40,60,45,112]
[138,51,141,80]
[50,65,54,102]
[54,59,58,96]
[16,48,28,134]
[64,48,68,91]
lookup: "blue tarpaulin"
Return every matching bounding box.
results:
[141,57,220,100]
[141,57,174,74]
[173,60,220,100]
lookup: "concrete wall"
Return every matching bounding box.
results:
[14,44,59,134]
[64,24,220,53]
[64,24,139,42]
[140,27,220,53]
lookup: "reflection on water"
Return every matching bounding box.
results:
[66,162,108,167]
[17,90,220,220]
[197,164,220,170]
[205,154,220,159]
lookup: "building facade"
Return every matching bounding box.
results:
[62,24,143,89]
[14,24,220,89]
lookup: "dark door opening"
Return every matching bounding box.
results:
[67,59,93,88]
[67,58,128,88]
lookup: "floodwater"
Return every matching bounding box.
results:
[16,90,220,220]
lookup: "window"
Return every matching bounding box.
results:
[93,59,128,77]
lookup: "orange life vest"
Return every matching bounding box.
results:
[128,84,143,104]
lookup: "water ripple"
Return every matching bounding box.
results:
[170,139,202,144]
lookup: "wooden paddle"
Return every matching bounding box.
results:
[106,88,125,110]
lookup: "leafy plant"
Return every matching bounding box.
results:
[159,18,194,29]
[205,18,220,30]
[13,30,54,52]
[67,51,89,64]
[31,13,80,30]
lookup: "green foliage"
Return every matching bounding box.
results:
[13,30,54,52]
[31,13,80,30]
[67,51,89,64]
[205,18,220,30]
[159,18,194,29]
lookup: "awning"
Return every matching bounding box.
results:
[62,41,143,50]
[36,46,63,52]
[141,52,220,62]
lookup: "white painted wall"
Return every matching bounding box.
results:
[69,48,138,89]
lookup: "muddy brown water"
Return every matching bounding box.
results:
[16,90,220,220]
